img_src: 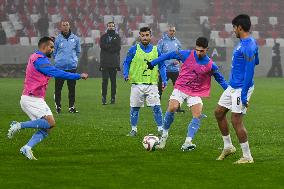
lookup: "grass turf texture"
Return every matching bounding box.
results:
[0,78,283,189]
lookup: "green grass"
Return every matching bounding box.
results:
[0,78,283,189]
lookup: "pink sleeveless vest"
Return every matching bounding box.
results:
[174,50,213,97]
[22,53,51,98]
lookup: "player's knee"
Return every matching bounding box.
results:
[48,119,56,128]
[167,105,178,112]
[231,114,242,126]
[214,108,223,119]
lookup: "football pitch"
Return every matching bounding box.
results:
[0,78,283,189]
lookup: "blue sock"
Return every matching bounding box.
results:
[130,107,140,128]
[187,118,201,139]
[163,111,175,130]
[152,105,163,127]
[21,119,51,129]
[27,129,48,148]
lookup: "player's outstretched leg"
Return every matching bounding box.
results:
[151,105,163,136]
[181,114,206,151]
[7,121,21,139]
[8,119,50,139]
[127,107,140,136]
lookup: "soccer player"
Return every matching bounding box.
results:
[147,37,228,151]
[7,37,88,160]
[214,14,259,164]
[123,26,167,137]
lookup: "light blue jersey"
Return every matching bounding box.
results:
[229,36,259,104]
[157,33,182,72]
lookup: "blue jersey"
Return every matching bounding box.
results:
[157,33,182,72]
[229,36,259,104]
[53,32,81,70]
[151,50,228,90]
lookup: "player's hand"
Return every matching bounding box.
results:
[173,60,180,65]
[162,82,167,91]
[243,102,249,108]
[80,73,88,80]
[145,59,154,70]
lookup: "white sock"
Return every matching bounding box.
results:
[131,126,137,132]
[157,126,163,131]
[240,141,253,159]
[185,137,192,144]
[222,135,233,149]
[162,129,168,136]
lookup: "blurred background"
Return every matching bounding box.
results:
[0,0,283,78]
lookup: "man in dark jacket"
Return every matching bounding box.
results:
[100,21,121,105]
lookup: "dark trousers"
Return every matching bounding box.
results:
[158,72,179,99]
[54,69,77,108]
[267,62,283,77]
[102,68,117,100]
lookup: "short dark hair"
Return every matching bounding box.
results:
[38,36,53,47]
[139,26,151,34]
[232,14,251,32]
[196,37,208,48]
[107,21,115,26]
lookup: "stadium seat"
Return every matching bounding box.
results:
[224,38,234,47]
[200,16,208,24]
[275,38,284,47]
[51,14,61,24]
[91,30,100,39]
[104,15,113,25]
[265,38,275,47]
[30,14,39,24]
[210,31,219,39]
[31,37,39,46]
[159,23,168,32]
[250,16,258,25]
[138,23,148,29]
[19,37,30,46]
[84,37,94,44]
[269,17,278,26]
[224,23,233,33]
[215,38,225,47]
[251,31,259,39]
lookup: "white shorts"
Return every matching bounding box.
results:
[130,84,160,107]
[20,95,53,120]
[218,86,254,114]
[170,89,203,107]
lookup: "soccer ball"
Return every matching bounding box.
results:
[142,134,160,151]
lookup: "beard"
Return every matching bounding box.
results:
[141,40,150,45]
[107,30,115,36]
[46,53,52,58]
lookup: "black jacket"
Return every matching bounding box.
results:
[100,32,121,70]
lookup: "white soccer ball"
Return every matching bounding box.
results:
[142,134,160,151]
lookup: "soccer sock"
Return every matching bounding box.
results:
[20,119,51,129]
[187,117,201,141]
[152,105,163,128]
[240,141,253,159]
[130,107,140,130]
[26,129,48,148]
[222,135,233,149]
[163,111,175,132]
[185,137,193,144]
